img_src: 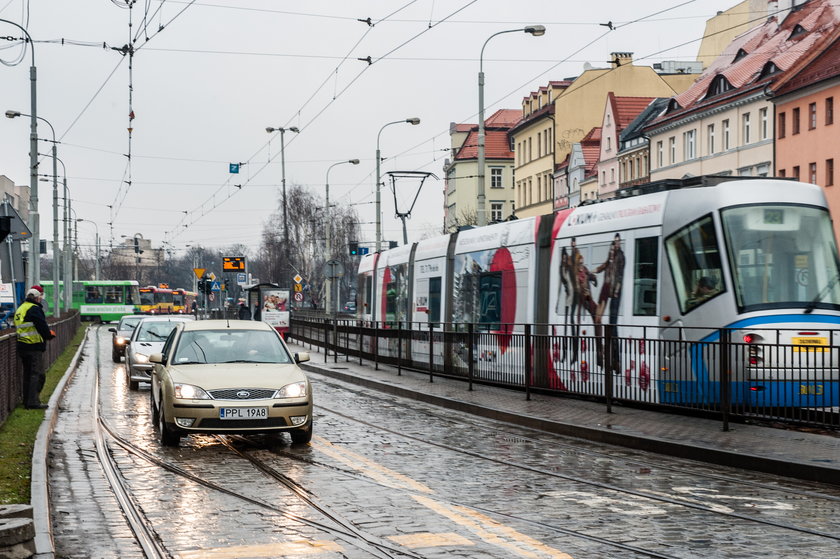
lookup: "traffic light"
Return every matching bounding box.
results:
[349,241,358,255]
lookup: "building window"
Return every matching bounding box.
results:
[490,167,503,188]
[742,112,751,144]
[792,107,800,135]
[669,137,676,164]
[809,103,817,130]
[610,168,615,184]
[778,169,786,178]
[537,132,542,157]
[793,165,800,180]
[601,170,606,186]
[528,138,532,161]
[778,112,786,138]
[827,97,834,125]
[810,162,818,184]
[722,119,730,150]
[827,159,835,186]
[537,175,542,200]
[760,108,768,139]
[707,124,715,154]
[491,202,503,222]
[683,129,696,160]
[657,141,663,167]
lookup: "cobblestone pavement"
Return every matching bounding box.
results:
[42,327,840,558]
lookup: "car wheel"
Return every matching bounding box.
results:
[126,367,139,391]
[158,406,180,447]
[112,348,120,363]
[290,421,313,445]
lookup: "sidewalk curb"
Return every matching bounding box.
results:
[32,327,89,559]
[301,361,840,487]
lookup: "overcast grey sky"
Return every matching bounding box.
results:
[1,0,740,256]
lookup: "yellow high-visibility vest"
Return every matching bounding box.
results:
[14,301,44,344]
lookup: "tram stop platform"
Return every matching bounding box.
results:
[289,342,840,487]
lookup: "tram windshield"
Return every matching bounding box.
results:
[721,204,840,312]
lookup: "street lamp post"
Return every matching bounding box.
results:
[476,25,545,226]
[23,114,59,317]
[39,149,70,314]
[265,126,299,286]
[325,159,359,318]
[376,118,420,253]
[0,19,39,289]
[76,219,100,281]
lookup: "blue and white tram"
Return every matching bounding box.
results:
[358,177,840,408]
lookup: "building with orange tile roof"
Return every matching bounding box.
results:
[646,0,840,182]
[443,109,520,231]
[771,23,840,241]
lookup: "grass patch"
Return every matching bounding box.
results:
[0,324,87,504]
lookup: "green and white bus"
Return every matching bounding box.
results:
[41,280,141,322]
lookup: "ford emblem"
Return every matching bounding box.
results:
[236,390,250,399]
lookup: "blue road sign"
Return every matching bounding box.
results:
[359,247,370,255]
[211,281,221,292]
[229,163,240,174]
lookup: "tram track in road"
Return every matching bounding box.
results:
[311,375,840,504]
[87,325,420,559]
[301,379,840,548]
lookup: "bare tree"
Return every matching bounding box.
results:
[258,184,360,308]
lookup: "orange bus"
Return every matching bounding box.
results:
[172,288,198,314]
[138,285,174,314]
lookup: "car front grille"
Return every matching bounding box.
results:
[208,388,277,400]
[198,417,288,429]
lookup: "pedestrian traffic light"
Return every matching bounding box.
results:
[349,241,358,255]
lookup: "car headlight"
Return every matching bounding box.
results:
[116,337,126,345]
[134,353,150,363]
[276,382,307,399]
[174,383,211,400]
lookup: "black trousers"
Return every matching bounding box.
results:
[20,350,46,406]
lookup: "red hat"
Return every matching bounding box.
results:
[31,285,44,294]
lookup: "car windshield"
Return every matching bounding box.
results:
[172,329,292,365]
[120,316,143,331]
[135,321,180,342]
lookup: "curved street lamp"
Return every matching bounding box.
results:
[325,159,359,317]
[477,25,545,226]
[376,118,419,252]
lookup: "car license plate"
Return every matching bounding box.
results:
[792,337,828,352]
[219,407,268,420]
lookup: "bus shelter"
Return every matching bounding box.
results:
[245,283,290,337]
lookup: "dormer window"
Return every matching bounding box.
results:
[789,24,806,40]
[664,98,682,114]
[759,61,780,79]
[733,48,748,63]
[706,75,733,98]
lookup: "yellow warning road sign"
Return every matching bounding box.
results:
[193,268,206,278]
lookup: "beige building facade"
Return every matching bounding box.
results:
[512,53,698,218]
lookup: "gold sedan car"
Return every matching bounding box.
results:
[149,319,312,447]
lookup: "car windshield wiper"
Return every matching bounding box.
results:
[804,270,840,314]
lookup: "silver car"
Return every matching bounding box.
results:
[149,319,312,447]
[125,316,194,390]
[109,314,144,363]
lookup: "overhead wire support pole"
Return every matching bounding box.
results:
[0,19,39,288]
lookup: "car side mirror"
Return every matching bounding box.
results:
[108,327,116,333]
[149,353,164,364]
[295,352,310,364]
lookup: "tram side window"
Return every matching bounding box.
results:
[633,237,658,316]
[363,276,371,313]
[85,286,103,304]
[665,215,724,313]
[479,272,502,330]
[428,277,441,323]
[104,286,123,304]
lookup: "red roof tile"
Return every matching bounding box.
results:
[454,129,513,160]
[653,0,840,127]
[485,109,521,128]
[611,95,656,130]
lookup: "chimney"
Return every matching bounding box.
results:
[610,52,634,67]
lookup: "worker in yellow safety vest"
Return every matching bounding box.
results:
[14,287,55,409]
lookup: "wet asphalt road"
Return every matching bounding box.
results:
[45,326,840,559]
